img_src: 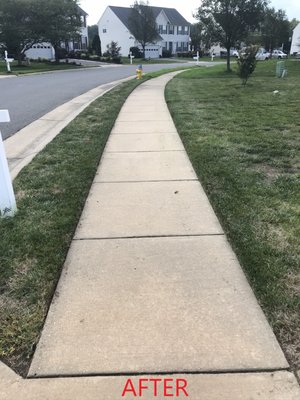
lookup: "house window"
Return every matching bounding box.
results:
[178,26,182,34]
[168,25,174,34]
[158,25,163,34]
[103,28,107,33]
[184,26,188,34]
[177,42,183,51]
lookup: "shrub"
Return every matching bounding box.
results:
[129,46,143,58]
[237,46,259,85]
[177,51,192,58]
[56,47,68,60]
[106,41,121,58]
[162,49,172,58]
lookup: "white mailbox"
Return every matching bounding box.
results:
[0,110,17,217]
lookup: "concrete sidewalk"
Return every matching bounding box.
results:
[1,72,300,399]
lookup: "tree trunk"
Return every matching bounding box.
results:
[226,48,231,72]
[17,51,23,66]
[53,45,60,64]
[142,44,145,59]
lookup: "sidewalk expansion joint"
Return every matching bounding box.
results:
[110,132,178,135]
[73,234,225,241]
[94,179,199,184]
[27,367,290,380]
[106,150,185,154]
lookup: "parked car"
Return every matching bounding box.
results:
[230,49,239,57]
[256,50,270,60]
[272,49,287,59]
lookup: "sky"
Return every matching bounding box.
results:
[80,0,300,26]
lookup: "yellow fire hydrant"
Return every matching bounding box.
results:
[136,64,143,80]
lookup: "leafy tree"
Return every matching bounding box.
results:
[190,21,215,54]
[261,8,290,53]
[88,24,98,43]
[92,34,101,56]
[36,0,82,63]
[105,41,121,58]
[196,0,266,72]
[88,24,98,51]
[237,45,258,85]
[128,1,159,59]
[0,0,43,65]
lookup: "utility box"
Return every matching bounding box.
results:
[276,61,285,78]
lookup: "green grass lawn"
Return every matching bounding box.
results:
[0,61,83,75]
[166,59,300,371]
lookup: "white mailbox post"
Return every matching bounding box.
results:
[0,110,17,217]
[4,51,14,73]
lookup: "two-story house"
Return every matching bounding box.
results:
[98,6,190,58]
[290,22,300,55]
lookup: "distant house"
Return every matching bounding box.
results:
[98,5,190,58]
[25,6,88,60]
[290,22,300,55]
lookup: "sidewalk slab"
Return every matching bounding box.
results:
[116,111,172,122]
[29,236,287,377]
[74,181,223,239]
[2,366,300,400]
[95,151,197,182]
[112,120,178,134]
[105,133,184,152]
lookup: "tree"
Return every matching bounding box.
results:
[0,0,44,65]
[105,41,121,58]
[36,0,83,63]
[92,34,101,56]
[190,21,215,54]
[196,0,266,72]
[88,24,98,51]
[128,1,159,59]
[237,45,258,85]
[261,8,290,53]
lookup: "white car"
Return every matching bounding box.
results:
[256,51,270,60]
[231,49,239,57]
[272,50,287,59]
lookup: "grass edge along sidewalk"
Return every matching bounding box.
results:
[0,66,192,377]
[166,60,300,374]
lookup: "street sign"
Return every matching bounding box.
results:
[0,110,17,217]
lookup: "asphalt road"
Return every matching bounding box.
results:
[0,62,194,140]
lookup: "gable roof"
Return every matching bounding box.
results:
[109,5,190,30]
[77,5,88,16]
[151,6,190,26]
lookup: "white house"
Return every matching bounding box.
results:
[25,6,88,60]
[290,22,300,55]
[98,6,190,58]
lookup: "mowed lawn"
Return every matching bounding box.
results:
[0,61,83,75]
[166,60,300,370]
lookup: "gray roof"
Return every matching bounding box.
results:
[109,6,190,30]
[77,5,88,16]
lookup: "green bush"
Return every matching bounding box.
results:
[237,46,258,85]
[162,49,172,58]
